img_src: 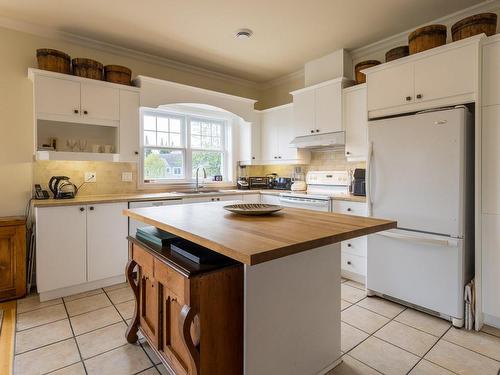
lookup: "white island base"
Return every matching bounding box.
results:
[244,242,342,375]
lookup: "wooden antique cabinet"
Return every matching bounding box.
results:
[0,217,26,301]
[126,237,243,375]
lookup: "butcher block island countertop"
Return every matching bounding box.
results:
[124,200,395,265]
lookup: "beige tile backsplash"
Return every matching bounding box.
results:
[246,149,365,178]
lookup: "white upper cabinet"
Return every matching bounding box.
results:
[80,83,120,123]
[35,75,81,118]
[260,104,310,164]
[365,35,482,119]
[343,84,368,161]
[483,34,500,106]
[238,118,261,165]
[292,77,350,137]
[119,90,140,162]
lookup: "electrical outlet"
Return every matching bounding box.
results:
[122,172,133,182]
[84,172,96,183]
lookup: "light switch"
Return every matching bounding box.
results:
[122,172,133,182]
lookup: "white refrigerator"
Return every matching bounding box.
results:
[366,107,474,327]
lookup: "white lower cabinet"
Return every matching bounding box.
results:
[183,194,243,204]
[261,194,280,205]
[333,200,368,283]
[243,194,261,203]
[86,203,128,282]
[36,202,128,298]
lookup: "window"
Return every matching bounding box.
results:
[141,109,229,184]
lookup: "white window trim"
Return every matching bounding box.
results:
[138,106,234,189]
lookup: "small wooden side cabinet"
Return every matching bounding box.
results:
[126,237,243,375]
[0,217,26,301]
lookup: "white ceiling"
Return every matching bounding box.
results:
[0,0,486,82]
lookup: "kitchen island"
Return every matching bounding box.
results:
[124,201,395,375]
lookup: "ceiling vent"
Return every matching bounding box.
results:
[235,29,253,39]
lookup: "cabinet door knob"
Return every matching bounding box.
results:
[406,96,412,101]
[74,109,79,114]
[346,151,351,155]
[416,94,423,99]
[252,156,255,160]
[278,156,282,159]
[89,206,94,211]
[347,261,352,265]
[347,208,352,212]
[134,151,139,155]
[83,110,88,115]
[79,207,85,212]
[217,198,220,201]
[310,130,314,133]
[316,129,320,133]
[347,243,352,247]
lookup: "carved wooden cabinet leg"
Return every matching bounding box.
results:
[125,258,140,343]
[180,304,200,375]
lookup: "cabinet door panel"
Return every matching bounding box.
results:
[483,42,500,106]
[276,106,297,161]
[367,63,414,112]
[316,83,342,133]
[293,90,315,137]
[35,76,81,117]
[140,268,159,346]
[260,111,279,162]
[344,87,368,160]
[482,106,500,215]
[87,203,128,281]
[36,206,87,292]
[414,44,476,103]
[0,227,16,293]
[482,214,500,319]
[119,90,140,161]
[81,83,120,122]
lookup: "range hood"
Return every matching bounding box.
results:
[289,131,345,149]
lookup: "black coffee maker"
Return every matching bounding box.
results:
[48,176,78,199]
[352,169,366,196]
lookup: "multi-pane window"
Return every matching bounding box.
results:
[141,110,227,184]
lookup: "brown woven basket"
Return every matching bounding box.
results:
[104,65,132,85]
[354,60,381,84]
[452,13,497,41]
[72,58,103,80]
[385,46,410,62]
[36,49,71,74]
[409,25,447,54]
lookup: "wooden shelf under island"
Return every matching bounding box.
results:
[123,201,396,375]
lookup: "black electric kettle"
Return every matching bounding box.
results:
[48,176,78,199]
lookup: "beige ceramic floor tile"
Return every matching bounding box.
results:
[138,368,161,375]
[84,344,153,375]
[341,284,366,304]
[142,341,162,365]
[357,297,406,319]
[115,300,136,320]
[344,280,365,290]
[326,354,382,374]
[15,319,73,354]
[47,362,86,375]
[482,325,500,338]
[65,293,112,317]
[17,304,68,331]
[341,322,369,353]
[409,359,455,375]
[76,321,128,359]
[17,295,63,314]
[341,299,352,311]
[374,320,438,357]
[103,282,129,292]
[14,338,80,375]
[395,309,451,337]
[107,286,135,305]
[425,340,500,375]
[341,305,389,334]
[70,306,122,335]
[443,327,500,361]
[350,336,420,375]
[63,289,103,302]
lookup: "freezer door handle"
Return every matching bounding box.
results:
[376,231,459,247]
[367,141,374,216]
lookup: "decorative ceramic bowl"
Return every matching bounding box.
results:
[223,203,283,216]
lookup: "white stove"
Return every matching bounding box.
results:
[279,171,350,211]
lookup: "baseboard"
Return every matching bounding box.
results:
[39,275,126,301]
[317,357,343,375]
[484,313,500,329]
[341,270,366,284]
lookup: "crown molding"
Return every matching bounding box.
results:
[350,0,500,61]
[0,15,262,90]
[258,68,305,90]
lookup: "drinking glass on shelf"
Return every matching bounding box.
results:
[104,145,113,153]
[66,139,77,152]
[77,140,87,152]
[91,144,101,153]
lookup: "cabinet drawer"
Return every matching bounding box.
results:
[341,236,367,257]
[132,243,154,275]
[154,259,187,304]
[333,201,368,216]
[341,253,366,277]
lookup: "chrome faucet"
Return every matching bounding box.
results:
[195,167,207,192]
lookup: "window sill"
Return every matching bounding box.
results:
[138,181,235,191]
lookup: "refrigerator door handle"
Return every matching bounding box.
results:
[367,141,374,217]
[376,230,459,247]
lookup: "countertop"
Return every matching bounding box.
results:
[124,201,395,265]
[31,189,366,207]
